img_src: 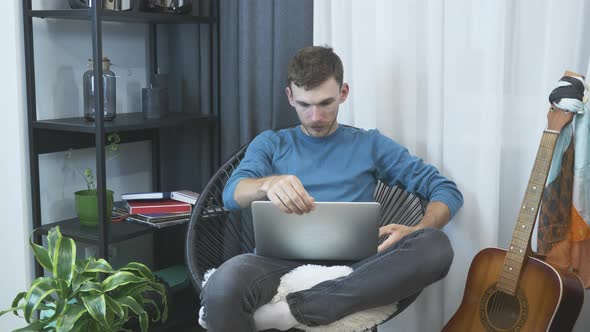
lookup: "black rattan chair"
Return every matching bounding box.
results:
[185,143,428,331]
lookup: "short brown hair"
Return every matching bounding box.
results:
[287,46,343,90]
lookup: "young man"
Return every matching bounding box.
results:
[201,46,463,331]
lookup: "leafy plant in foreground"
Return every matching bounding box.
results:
[0,226,168,331]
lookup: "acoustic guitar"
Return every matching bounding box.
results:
[443,78,585,331]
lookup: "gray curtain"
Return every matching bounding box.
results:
[154,0,313,190]
[157,15,213,193]
[220,0,314,161]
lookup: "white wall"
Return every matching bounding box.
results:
[0,1,32,330]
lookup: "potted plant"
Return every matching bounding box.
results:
[0,226,168,331]
[66,133,121,227]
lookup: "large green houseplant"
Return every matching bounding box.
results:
[0,226,168,331]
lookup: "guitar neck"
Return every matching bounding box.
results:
[497,130,560,295]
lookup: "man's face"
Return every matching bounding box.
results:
[286,77,349,138]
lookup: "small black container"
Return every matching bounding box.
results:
[142,87,169,119]
[68,0,134,10]
[68,0,92,8]
[141,0,192,14]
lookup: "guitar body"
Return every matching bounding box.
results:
[443,248,584,332]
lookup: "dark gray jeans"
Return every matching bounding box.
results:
[200,227,453,331]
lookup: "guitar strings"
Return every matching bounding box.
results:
[490,291,500,323]
[489,293,498,322]
[498,292,505,321]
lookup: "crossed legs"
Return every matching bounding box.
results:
[200,254,302,331]
[201,228,453,331]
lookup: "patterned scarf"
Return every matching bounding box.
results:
[538,104,590,288]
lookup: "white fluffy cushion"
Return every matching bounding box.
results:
[199,265,398,332]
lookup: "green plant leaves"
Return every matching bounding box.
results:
[52,235,76,286]
[102,272,146,292]
[118,296,148,332]
[104,295,125,320]
[55,304,87,332]
[142,298,161,322]
[120,262,155,282]
[43,298,67,327]
[29,235,52,272]
[83,168,95,190]
[23,277,56,323]
[107,133,121,152]
[85,258,115,274]
[47,227,60,263]
[0,292,27,317]
[72,275,94,293]
[81,295,108,330]
[149,282,168,322]
[12,320,47,332]
[0,305,25,318]
[0,226,169,331]
[78,281,103,294]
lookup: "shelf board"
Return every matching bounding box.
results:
[37,218,154,245]
[27,9,215,24]
[32,112,215,134]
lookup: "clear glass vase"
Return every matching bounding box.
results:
[83,57,116,121]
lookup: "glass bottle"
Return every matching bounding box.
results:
[83,57,116,121]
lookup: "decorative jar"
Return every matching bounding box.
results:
[83,57,116,121]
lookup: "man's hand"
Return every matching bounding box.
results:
[260,175,315,214]
[377,201,452,253]
[377,224,418,253]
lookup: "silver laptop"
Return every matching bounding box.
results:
[252,201,381,261]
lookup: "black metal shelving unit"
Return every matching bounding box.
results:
[28,9,215,24]
[36,218,154,244]
[32,112,215,133]
[22,0,219,293]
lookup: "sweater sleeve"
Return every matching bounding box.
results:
[222,131,278,210]
[372,130,464,219]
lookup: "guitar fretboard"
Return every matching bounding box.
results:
[497,131,559,295]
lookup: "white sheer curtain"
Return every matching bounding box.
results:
[314,0,590,331]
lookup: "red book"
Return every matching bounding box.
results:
[126,199,192,214]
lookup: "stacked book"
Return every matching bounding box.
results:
[116,190,199,228]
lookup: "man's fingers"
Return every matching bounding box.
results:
[378,237,394,253]
[379,224,394,237]
[378,224,410,252]
[273,188,304,215]
[278,187,306,215]
[275,175,314,214]
[378,232,404,253]
[265,175,315,214]
[268,192,293,214]
[380,223,404,235]
[280,185,310,214]
[288,178,315,211]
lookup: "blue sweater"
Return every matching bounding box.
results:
[223,125,463,218]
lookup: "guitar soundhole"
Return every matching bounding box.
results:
[480,285,527,331]
[486,292,520,329]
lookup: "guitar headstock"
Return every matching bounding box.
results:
[546,70,584,133]
[546,107,574,133]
